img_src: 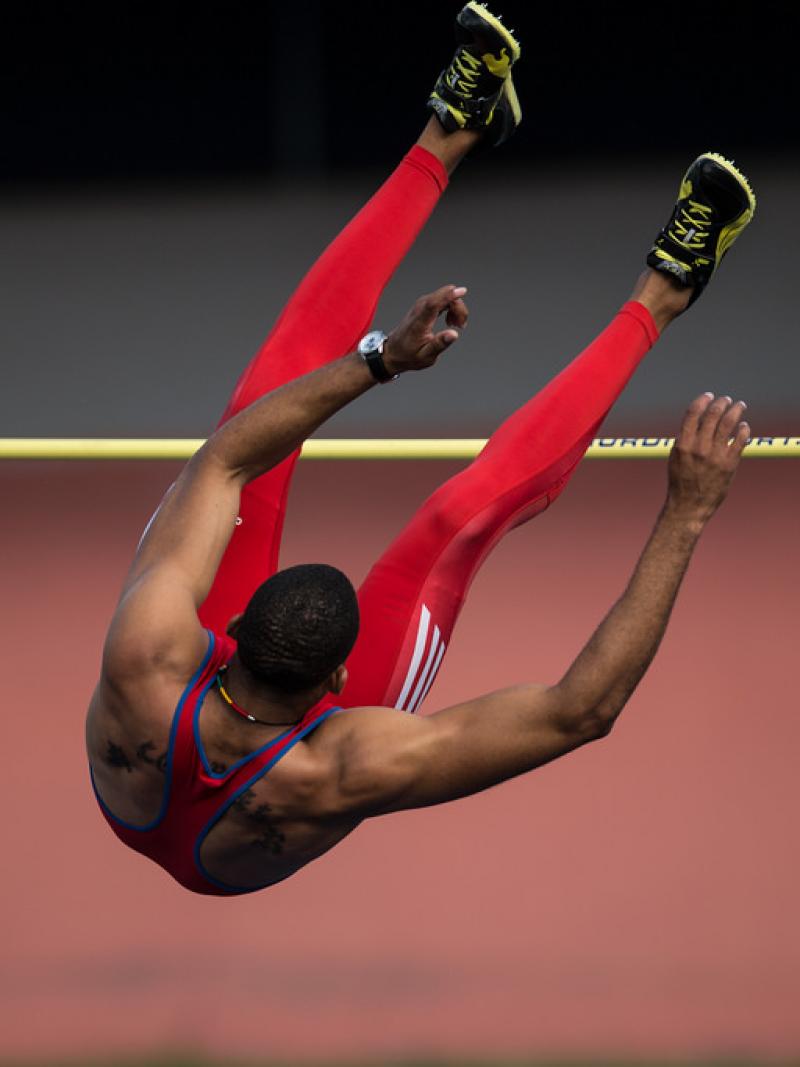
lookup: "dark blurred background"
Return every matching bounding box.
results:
[3,0,798,183]
[3,1,799,439]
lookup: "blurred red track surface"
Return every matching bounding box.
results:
[1,459,798,1060]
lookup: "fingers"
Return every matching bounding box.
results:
[679,392,750,459]
[697,393,733,450]
[421,284,467,312]
[389,286,469,373]
[678,393,714,445]
[415,285,468,326]
[418,328,460,364]
[446,297,469,330]
[719,401,750,466]
[731,418,751,457]
[717,399,747,443]
[702,396,750,451]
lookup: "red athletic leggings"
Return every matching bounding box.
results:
[198,145,659,712]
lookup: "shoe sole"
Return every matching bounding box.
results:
[701,152,756,209]
[462,1,522,61]
[502,74,521,127]
[697,152,756,259]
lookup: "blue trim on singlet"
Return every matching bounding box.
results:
[192,705,341,894]
[89,630,216,832]
[193,680,295,780]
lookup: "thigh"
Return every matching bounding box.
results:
[342,304,661,710]
[201,148,448,626]
[342,471,554,713]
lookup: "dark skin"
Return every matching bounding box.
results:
[86,129,750,892]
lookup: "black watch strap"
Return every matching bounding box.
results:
[362,346,396,383]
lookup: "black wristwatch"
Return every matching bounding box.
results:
[358,330,398,383]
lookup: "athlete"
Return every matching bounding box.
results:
[86,3,756,895]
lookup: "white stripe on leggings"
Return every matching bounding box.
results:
[409,640,446,714]
[394,604,431,711]
[406,625,441,713]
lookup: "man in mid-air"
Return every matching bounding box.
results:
[87,3,755,894]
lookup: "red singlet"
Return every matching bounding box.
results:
[91,631,340,896]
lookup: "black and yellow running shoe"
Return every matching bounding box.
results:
[647,153,756,303]
[427,2,522,147]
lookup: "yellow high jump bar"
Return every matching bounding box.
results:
[1,437,799,460]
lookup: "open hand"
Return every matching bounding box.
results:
[383,285,469,374]
[667,393,750,526]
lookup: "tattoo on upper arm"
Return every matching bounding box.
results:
[231,787,286,855]
[106,742,133,772]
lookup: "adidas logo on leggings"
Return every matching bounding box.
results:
[395,605,446,714]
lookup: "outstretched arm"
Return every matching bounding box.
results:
[189,286,468,491]
[103,286,468,679]
[329,394,750,817]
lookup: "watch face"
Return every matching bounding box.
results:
[359,330,385,355]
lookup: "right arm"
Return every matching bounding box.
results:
[329,393,750,817]
[101,286,469,683]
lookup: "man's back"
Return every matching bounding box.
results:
[87,631,365,893]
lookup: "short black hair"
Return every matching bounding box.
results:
[236,563,359,694]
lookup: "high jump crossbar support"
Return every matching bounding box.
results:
[1,437,799,460]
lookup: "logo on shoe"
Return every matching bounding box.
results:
[482,48,512,77]
[658,259,689,283]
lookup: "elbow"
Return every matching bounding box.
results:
[550,686,623,744]
[581,703,619,741]
[192,439,247,486]
[582,685,634,739]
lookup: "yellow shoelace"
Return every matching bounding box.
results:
[449,50,482,98]
[670,200,714,251]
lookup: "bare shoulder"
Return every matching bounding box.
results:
[315,703,436,750]
[100,573,210,705]
[94,614,209,753]
[297,704,438,819]
[86,631,213,824]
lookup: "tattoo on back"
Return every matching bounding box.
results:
[106,741,133,772]
[231,787,286,855]
[136,741,168,774]
[104,739,170,774]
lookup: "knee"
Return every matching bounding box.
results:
[423,477,517,549]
